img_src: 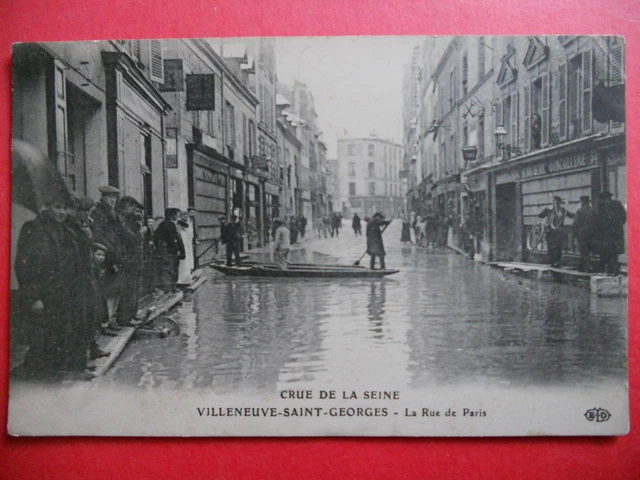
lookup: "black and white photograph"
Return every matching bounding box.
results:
[8,35,628,436]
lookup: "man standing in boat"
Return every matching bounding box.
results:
[366,212,391,270]
[273,218,291,269]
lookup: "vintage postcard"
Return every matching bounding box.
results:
[8,35,628,436]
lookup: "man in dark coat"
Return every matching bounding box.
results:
[352,213,362,236]
[538,196,574,268]
[289,217,299,244]
[220,215,243,266]
[573,196,596,272]
[331,212,341,237]
[116,196,145,326]
[366,212,392,270]
[90,185,124,334]
[15,199,83,375]
[594,192,626,274]
[153,208,186,293]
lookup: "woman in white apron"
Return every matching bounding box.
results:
[177,213,194,286]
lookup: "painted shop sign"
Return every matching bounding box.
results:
[496,150,597,184]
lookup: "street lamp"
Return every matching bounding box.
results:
[494,124,522,160]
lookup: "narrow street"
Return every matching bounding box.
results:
[104,220,627,394]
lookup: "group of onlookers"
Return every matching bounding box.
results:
[538,192,626,274]
[400,211,452,249]
[14,185,195,378]
[316,213,343,239]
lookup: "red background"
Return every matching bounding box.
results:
[1,0,639,478]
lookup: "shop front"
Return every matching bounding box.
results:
[487,135,614,264]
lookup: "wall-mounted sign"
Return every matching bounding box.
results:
[462,146,478,162]
[186,74,216,110]
[165,127,178,168]
[495,150,598,184]
[159,59,184,92]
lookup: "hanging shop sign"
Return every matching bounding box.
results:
[159,59,184,92]
[186,74,216,110]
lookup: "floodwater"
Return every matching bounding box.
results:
[104,222,628,394]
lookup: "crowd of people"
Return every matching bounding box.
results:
[14,185,196,378]
[538,192,626,274]
[315,212,343,239]
[400,211,453,249]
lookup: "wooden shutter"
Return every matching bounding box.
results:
[131,40,141,63]
[541,73,550,146]
[511,92,518,150]
[52,59,68,177]
[523,85,530,152]
[610,41,624,128]
[495,99,503,158]
[582,49,593,133]
[558,63,568,140]
[149,40,164,83]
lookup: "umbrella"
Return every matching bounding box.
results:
[12,139,72,211]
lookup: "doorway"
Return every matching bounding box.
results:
[495,182,518,261]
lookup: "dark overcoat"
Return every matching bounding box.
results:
[366,218,391,256]
[594,199,626,255]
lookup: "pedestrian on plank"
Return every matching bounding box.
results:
[366,212,392,270]
[593,191,626,275]
[153,208,186,293]
[352,213,362,236]
[573,195,596,272]
[220,214,243,267]
[273,218,291,269]
[538,195,574,268]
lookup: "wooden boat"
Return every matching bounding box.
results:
[209,263,399,278]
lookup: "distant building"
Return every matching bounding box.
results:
[338,137,405,218]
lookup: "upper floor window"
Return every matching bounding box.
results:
[349,182,356,196]
[478,37,485,81]
[348,144,356,156]
[348,162,356,177]
[368,144,375,157]
[461,53,468,97]
[368,162,375,178]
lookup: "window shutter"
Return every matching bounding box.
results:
[523,85,530,151]
[52,59,69,177]
[511,92,518,150]
[495,99,503,158]
[541,73,550,146]
[149,40,164,83]
[558,64,568,140]
[610,42,624,128]
[582,49,593,133]
[131,40,141,63]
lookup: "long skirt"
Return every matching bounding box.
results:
[401,222,412,242]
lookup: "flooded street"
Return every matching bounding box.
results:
[105,222,627,394]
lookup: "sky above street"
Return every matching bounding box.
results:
[275,36,418,158]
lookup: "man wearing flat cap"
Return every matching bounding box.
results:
[538,195,574,268]
[573,196,596,272]
[91,185,124,333]
[594,191,626,274]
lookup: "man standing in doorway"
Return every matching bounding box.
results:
[366,212,391,270]
[538,196,574,268]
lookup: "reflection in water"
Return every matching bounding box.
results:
[105,247,627,394]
